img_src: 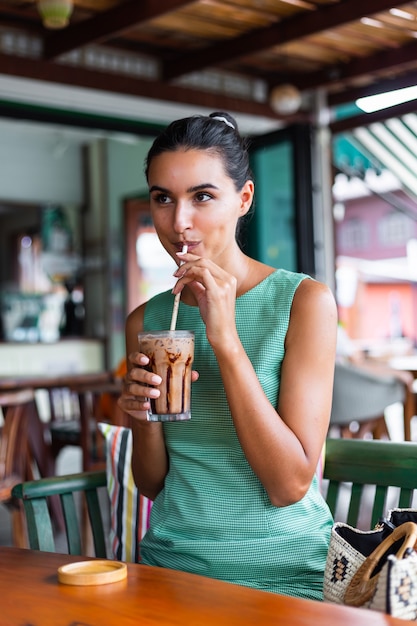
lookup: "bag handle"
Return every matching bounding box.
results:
[344,521,417,607]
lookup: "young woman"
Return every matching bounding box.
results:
[118,111,337,600]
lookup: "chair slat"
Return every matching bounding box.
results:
[371,485,388,528]
[85,488,107,557]
[346,483,363,527]
[24,498,55,552]
[60,492,82,555]
[398,488,414,509]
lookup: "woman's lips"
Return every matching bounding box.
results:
[176,242,200,253]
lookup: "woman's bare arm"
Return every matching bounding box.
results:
[214,279,337,506]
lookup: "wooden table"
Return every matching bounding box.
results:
[0,547,408,625]
[0,370,113,392]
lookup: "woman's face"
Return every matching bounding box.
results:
[147,148,253,265]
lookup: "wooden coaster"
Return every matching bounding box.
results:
[58,560,127,586]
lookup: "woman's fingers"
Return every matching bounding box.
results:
[117,394,150,419]
[118,359,161,419]
[173,258,235,301]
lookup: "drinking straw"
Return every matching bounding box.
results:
[170,245,188,330]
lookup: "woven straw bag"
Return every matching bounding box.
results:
[324,520,417,621]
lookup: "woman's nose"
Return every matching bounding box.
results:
[173,202,193,233]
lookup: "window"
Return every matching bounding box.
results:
[378,211,412,247]
[339,218,369,252]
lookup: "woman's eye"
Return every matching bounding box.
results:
[154,193,171,204]
[195,192,212,202]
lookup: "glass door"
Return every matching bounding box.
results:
[248,124,315,275]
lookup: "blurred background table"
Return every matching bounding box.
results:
[389,355,417,378]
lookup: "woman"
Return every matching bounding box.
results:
[118,111,337,600]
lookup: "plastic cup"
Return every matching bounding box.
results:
[138,330,194,422]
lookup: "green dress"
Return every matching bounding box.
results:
[140,269,333,600]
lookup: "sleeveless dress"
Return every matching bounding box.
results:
[140,269,333,600]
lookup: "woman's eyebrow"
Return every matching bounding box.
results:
[149,183,219,194]
[187,183,219,193]
[149,185,168,193]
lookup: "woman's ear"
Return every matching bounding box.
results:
[239,180,254,216]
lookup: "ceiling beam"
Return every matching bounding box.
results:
[43,0,195,60]
[0,53,285,121]
[286,39,417,95]
[0,8,46,43]
[162,0,407,81]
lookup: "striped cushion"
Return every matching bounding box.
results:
[98,423,152,562]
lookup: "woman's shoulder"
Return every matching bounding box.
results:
[291,275,337,323]
[259,267,336,323]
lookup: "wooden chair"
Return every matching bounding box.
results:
[323,438,417,529]
[0,388,50,547]
[11,470,108,557]
[42,374,122,472]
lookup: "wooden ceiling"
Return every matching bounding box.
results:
[2,1,417,130]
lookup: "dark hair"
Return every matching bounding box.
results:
[145,111,253,191]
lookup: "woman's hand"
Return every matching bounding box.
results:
[173,251,238,348]
[117,351,199,420]
[117,352,161,420]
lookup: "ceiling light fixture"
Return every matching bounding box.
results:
[37,0,73,29]
[270,84,302,115]
[356,85,417,113]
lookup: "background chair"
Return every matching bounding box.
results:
[0,388,38,547]
[39,373,122,472]
[13,423,148,563]
[12,470,108,557]
[323,438,417,530]
[329,362,408,439]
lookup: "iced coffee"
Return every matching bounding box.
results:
[138,330,194,421]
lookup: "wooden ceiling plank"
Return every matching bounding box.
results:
[285,38,417,93]
[43,0,196,60]
[162,0,409,80]
[0,51,289,122]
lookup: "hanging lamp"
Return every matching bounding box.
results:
[37,0,73,29]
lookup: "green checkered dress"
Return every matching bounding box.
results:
[140,269,333,600]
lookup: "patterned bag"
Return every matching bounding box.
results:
[324,516,417,621]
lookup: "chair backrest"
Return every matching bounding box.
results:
[331,361,405,425]
[323,438,417,529]
[12,470,108,557]
[0,388,37,488]
[41,374,122,471]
